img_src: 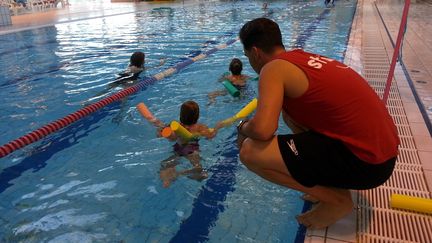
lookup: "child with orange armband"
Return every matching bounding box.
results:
[138,99,257,187]
[161,100,221,187]
[138,100,219,188]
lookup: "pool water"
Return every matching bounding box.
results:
[0,0,357,242]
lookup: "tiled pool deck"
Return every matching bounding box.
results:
[1,0,431,242]
[306,0,432,242]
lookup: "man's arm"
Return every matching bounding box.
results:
[238,59,309,140]
[238,60,285,140]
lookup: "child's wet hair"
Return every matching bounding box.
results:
[180,101,200,125]
[130,51,145,67]
[229,58,243,75]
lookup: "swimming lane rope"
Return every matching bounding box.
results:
[0,38,239,159]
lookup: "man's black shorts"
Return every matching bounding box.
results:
[277,131,396,189]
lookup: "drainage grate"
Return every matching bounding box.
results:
[357,2,432,243]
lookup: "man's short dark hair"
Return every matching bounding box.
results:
[239,18,284,53]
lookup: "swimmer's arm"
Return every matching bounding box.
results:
[112,67,141,86]
[155,122,177,141]
[163,131,177,141]
[149,118,165,129]
[218,73,230,82]
[144,116,172,139]
[144,58,167,71]
[197,124,217,139]
[126,66,144,75]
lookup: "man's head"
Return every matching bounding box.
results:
[239,18,285,73]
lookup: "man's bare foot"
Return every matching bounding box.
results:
[301,194,319,203]
[296,200,353,229]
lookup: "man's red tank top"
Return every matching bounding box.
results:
[276,49,399,164]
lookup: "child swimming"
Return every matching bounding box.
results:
[159,100,218,187]
[208,58,250,105]
[110,51,165,87]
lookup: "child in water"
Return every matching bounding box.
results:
[89,52,165,122]
[90,51,165,102]
[158,100,219,188]
[110,51,165,87]
[208,58,250,105]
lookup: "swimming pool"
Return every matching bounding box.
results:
[0,0,357,241]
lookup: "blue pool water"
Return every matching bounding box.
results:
[0,0,357,242]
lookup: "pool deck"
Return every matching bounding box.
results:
[306,0,432,242]
[1,0,431,242]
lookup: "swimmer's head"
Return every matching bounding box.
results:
[130,51,145,68]
[229,58,243,75]
[180,100,200,126]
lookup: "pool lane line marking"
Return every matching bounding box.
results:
[292,7,332,48]
[169,134,239,243]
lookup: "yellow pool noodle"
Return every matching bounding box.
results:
[220,98,258,126]
[220,116,237,127]
[235,98,258,118]
[170,121,194,141]
[390,194,432,214]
